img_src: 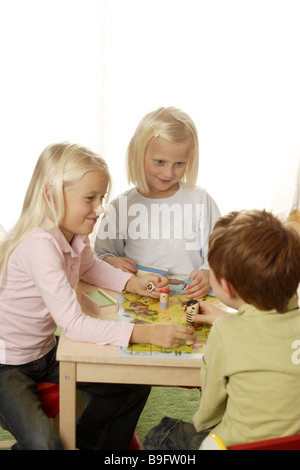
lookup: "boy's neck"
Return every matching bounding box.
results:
[230,298,245,310]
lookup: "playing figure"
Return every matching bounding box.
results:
[146,281,155,293]
[160,289,170,309]
[185,299,200,325]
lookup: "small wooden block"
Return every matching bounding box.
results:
[81,289,118,316]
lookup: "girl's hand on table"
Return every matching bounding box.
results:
[130,323,196,349]
[184,270,210,298]
[125,273,168,298]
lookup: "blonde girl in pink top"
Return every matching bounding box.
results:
[0,142,194,450]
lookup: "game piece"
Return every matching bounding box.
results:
[185,299,200,325]
[160,289,170,309]
[184,278,194,288]
[146,281,155,293]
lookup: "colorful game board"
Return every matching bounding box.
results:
[118,276,224,359]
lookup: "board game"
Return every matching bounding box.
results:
[118,275,224,359]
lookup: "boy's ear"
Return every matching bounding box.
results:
[219,278,237,299]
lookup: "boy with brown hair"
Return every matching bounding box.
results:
[144,209,300,450]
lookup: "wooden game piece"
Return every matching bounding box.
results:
[185,299,200,325]
[184,277,194,288]
[186,327,195,346]
[146,281,155,293]
[185,299,201,346]
[159,289,170,309]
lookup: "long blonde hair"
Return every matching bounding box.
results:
[0,142,111,286]
[126,107,199,195]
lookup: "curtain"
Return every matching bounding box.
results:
[270,145,300,220]
[0,0,104,230]
[1,0,300,230]
[102,0,300,218]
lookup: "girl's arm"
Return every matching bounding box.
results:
[79,238,135,290]
[185,191,221,298]
[80,239,166,298]
[94,201,138,273]
[103,256,137,274]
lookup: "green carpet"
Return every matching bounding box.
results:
[136,386,200,448]
[0,386,200,449]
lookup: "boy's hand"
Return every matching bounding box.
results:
[104,256,138,274]
[130,323,196,349]
[185,270,210,298]
[125,274,168,298]
[191,300,230,325]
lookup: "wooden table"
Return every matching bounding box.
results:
[56,282,202,450]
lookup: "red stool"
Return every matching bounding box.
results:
[37,382,141,449]
[37,382,60,418]
[128,430,142,450]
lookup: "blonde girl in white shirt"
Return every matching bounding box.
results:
[95,107,221,298]
[0,142,194,450]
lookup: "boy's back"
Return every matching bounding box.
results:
[144,209,300,451]
[193,297,300,446]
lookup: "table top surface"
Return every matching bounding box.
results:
[56,281,203,368]
[57,333,203,368]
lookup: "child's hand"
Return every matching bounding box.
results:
[184,270,211,298]
[125,274,168,298]
[104,256,138,274]
[191,300,230,325]
[131,323,196,348]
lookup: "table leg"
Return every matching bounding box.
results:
[59,361,76,450]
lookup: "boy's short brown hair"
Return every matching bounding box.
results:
[208,209,300,313]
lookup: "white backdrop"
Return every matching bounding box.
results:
[1,0,300,230]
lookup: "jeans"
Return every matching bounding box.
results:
[0,343,151,450]
[144,417,209,450]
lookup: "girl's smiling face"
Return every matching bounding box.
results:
[59,170,108,243]
[143,137,192,199]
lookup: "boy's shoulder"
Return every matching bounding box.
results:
[212,300,300,338]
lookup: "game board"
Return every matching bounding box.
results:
[118,276,224,359]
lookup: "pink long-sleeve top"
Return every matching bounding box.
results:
[0,227,134,365]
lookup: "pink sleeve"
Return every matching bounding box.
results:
[21,237,134,347]
[79,239,133,291]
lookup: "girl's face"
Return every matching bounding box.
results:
[59,170,108,243]
[143,137,192,198]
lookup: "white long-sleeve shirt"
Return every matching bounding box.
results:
[0,227,134,365]
[95,184,221,275]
